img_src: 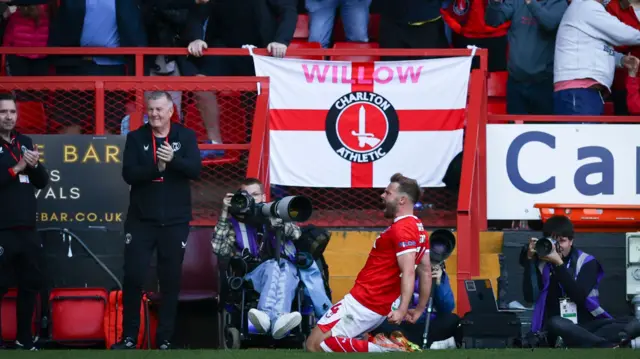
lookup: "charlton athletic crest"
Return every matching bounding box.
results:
[325,91,399,163]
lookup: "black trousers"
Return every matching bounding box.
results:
[0,228,43,345]
[547,316,634,348]
[121,221,189,343]
[379,16,450,61]
[373,312,460,347]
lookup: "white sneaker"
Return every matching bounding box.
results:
[271,312,302,340]
[429,336,456,349]
[248,309,271,334]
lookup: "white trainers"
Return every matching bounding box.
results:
[271,312,302,340]
[248,309,271,334]
[429,336,456,349]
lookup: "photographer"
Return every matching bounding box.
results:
[213,178,331,340]
[520,215,621,347]
[372,262,458,349]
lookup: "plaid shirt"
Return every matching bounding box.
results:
[212,217,302,257]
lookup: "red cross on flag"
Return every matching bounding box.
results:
[252,55,472,188]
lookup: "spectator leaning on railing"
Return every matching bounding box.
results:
[485,0,567,115]
[553,0,640,116]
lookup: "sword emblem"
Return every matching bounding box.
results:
[351,106,381,148]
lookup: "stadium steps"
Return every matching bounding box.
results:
[324,231,505,314]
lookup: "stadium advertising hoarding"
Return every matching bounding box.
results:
[487,125,640,220]
[31,135,129,230]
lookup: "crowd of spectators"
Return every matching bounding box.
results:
[0,0,639,154]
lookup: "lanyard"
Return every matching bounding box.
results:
[3,138,21,163]
[557,259,573,298]
[151,129,170,164]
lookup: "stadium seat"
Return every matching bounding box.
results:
[368,14,380,41]
[603,102,615,115]
[0,288,40,342]
[179,228,220,302]
[487,71,508,116]
[16,101,46,134]
[330,42,380,62]
[294,14,310,40]
[288,40,323,60]
[182,92,244,165]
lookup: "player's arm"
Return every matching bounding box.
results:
[414,251,432,314]
[396,247,417,315]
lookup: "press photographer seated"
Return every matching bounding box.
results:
[519,215,638,348]
[212,178,331,340]
[372,261,458,349]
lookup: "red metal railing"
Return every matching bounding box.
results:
[0,47,488,315]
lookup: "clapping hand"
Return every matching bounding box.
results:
[23,148,39,168]
[157,143,174,163]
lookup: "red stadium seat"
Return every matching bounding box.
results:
[294,14,310,39]
[368,14,380,41]
[288,40,323,60]
[330,42,380,62]
[182,92,244,166]
[16,101,46,134]
[603,102,615,115]
[487,71,507,116]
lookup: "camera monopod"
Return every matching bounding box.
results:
[421,289,436,350]
[421,229,456,350]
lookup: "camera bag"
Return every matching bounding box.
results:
[459,311,522,348]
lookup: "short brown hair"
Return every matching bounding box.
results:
[0,92,16,104]
[390,173,421,204]
[240,178,264,193]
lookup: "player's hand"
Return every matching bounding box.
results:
[527,238,537,259]
[404,308,424,324]
[387,309,407,325]
[157,143,174,163]
[158,160,166,172]
[23,149,39,168]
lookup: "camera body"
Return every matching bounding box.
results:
[534,237,557,257]
[228,190,313,223]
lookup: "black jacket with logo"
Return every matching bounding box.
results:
[0,132,49,230]
[122,122,202,226]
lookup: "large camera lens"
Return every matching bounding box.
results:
[429,229,456,265]
[259,196,313,222]
[535,237,556,257]
[229,190,254,215]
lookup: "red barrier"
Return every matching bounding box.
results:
[0,47,488,315]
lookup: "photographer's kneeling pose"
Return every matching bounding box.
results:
[520,215,640,348]
[306,173,432,353]
[212,178,331,339]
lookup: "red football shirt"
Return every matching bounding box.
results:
[349,215,429,316]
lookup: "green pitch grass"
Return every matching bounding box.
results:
[0,350,639,359]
